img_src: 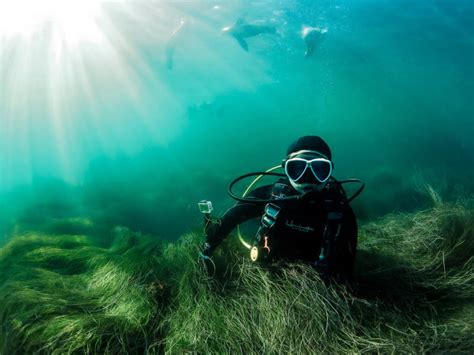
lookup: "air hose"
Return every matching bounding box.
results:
[236,165,282,249]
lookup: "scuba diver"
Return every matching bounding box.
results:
[199,136,364,282]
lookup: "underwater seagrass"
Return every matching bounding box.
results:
[0,193,472,353]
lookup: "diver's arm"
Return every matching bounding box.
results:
[204,185,272,253]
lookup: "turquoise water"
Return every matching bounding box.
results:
[0,0,473,241]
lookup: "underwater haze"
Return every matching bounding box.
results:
[1,0,473,242]
[0,0,473,234]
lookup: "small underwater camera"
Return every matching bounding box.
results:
[198,200,213,214]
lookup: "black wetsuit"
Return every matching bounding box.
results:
[205,178,358,280]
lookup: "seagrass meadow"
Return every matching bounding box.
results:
[0,0,473,353]
[0,191,473,353]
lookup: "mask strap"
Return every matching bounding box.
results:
[287,149,329,160]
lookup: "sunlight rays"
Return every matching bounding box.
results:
[0,0,103,43]
[0,1,274,188]
[0,1,176,186]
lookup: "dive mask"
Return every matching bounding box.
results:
[284,156,332,184]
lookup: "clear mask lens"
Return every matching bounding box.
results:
[285,159,308,181]
[310,159,331,182]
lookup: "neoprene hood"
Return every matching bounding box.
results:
[286,136,332,160]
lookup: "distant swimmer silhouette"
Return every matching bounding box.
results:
[302,26,327,58]
[165,19,186,70]
[222,17,276,52]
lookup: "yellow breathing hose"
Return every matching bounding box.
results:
[237,165,282,249]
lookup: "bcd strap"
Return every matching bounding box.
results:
[251,203,282,262]
[318,209,344,267]
[261,203,281,228]
[327,211,343,221]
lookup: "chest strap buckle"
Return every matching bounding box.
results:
[261,203,281,228]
